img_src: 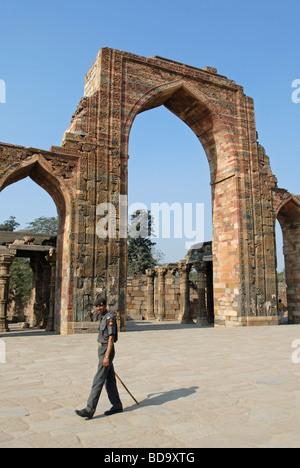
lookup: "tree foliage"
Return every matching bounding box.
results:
[277,269,286,283]
[0,216,20,231]
[127,210,164,275]
[26,216,58,235]
[9,258,33,313]
[0,215,58,314]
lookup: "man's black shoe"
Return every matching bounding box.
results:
[75,409,94,420]
[104,407,123,416]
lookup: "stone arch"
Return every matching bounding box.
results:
[276,194,300,323]
[0,151,74,334]
[123,79,227,184]
[0,154,68,225]
[120,72,245,326]
[1,48,289,331]
[68,47,282,327]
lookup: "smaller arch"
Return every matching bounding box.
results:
[277,195,300,227]
[276,194,300,324]
[0,154,68,227]
[273,190,300,221]
[0,153,73,333]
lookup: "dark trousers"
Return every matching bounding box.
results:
[86,345,122,414]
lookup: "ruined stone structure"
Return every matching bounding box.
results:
[0,48,299,334]
[0,232,56,331]
[127,243,214,325]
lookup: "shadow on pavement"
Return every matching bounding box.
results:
[92,386,199,420]
[0,327,55,338]
[126,321,213,332]
[133,386,199,409]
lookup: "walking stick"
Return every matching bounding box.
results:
[115,372,139,406]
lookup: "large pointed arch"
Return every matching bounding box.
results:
[119,68,244,327]
[123,79,227,184]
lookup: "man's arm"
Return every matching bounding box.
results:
[103,335,115,368]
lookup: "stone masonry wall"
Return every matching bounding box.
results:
[127,273,199,320]
[1,48,299,333]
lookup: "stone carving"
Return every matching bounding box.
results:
[0,48,299,333]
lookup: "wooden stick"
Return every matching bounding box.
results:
[115,372,139,406]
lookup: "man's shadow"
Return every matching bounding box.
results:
[92,386,198,420]
[126,386,199,411]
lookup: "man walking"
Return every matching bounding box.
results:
[75,298,123,420]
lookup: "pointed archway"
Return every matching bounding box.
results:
[0,151,74,333]
[2,48,293,331]
[121,78,246,326]
[276,195,300,324]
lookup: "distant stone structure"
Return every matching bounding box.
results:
[0,231,56,332]
[127,243,214,325]
[0,49,299,333]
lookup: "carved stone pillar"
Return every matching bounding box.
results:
[46,248,56,332]
[206,262,214,323]
[0,249,12,333]
[179,261,193,324]
[146,269,156,320]
[156,267,167,321]
[118,310,127,333]
[30,256,43,327]
[196,264,209,326]
[41,262,51,329]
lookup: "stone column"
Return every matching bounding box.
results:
[46,248,56,332]
[206,262,214,323]
[157,267,167,321]
[179,261,193,324]
[30,256,43,327]
[196,265,209,326]
[0,249,12,333]
[146,269,156,320]
[41,261,51,329]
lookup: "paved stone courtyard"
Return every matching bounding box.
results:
[0,322,300,448]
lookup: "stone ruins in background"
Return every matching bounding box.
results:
[0,49,299,334]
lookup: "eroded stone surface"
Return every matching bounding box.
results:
[0,49,299,333]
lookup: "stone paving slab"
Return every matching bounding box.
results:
[0,322,300,448]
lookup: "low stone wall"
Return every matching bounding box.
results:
[127,273,199,320]
[126,275,148,319]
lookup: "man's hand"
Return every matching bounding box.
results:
[103,356,110,368]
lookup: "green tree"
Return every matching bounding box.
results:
[0,216,20,231]
[26,216,58,235]
[127,210,163,275]
[9,258,33,313]
[277,269,286,283]
[7,216,58,316]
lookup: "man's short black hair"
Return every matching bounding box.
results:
[95,298,107,307]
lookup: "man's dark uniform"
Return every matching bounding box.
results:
[76,303,123,419]
[86,311,122,415]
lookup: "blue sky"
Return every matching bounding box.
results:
[0,0,299,270]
